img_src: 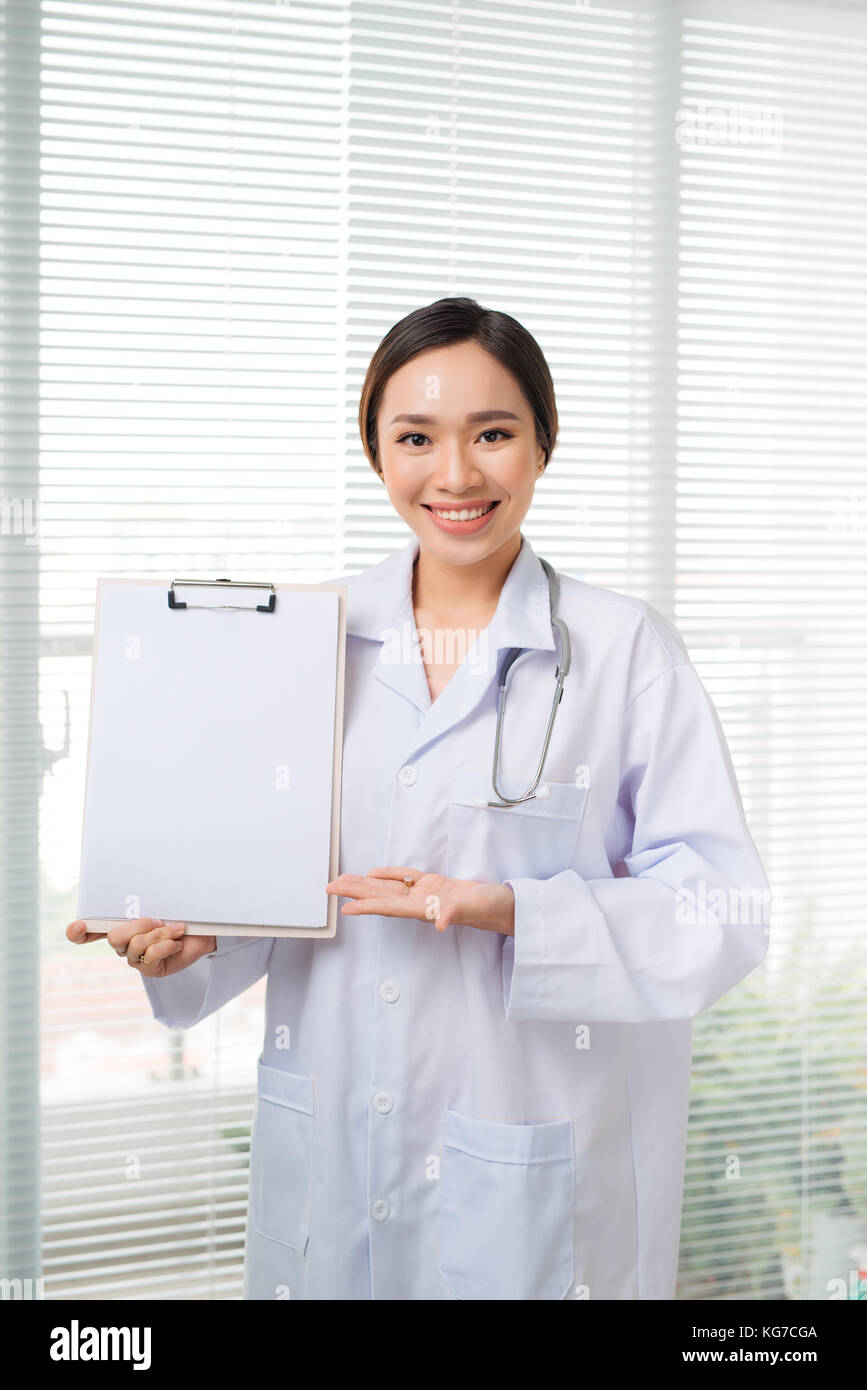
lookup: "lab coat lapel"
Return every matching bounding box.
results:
[344,537,431,714]
[345,531,556,764]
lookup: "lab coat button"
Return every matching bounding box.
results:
[371,1200,390,1222]
[372,1091,393,1114]
[379,980,400,1003]
[397,764,418,786]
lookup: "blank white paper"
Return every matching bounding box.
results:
[77,580,341,929]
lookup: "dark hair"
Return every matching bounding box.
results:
[357,296,559,477]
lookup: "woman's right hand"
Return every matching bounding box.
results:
[65,917,217,977]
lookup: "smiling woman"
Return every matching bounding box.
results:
[358,298,560,699]
[360,297,555,553]
[70,295,770,1302]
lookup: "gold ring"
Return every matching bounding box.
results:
[137,952,147,964]
[402,876,414,895]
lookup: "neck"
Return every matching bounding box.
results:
[412,532,523,620]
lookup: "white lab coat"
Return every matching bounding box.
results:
[142,532,770,1300]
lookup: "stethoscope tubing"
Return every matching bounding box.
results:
[488,558,571,808]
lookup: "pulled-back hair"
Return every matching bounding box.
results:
[358,296,558,477]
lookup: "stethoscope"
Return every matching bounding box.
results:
[488,558,571,808]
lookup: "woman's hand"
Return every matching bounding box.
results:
[65,917,217,977]
[326,868,515,936]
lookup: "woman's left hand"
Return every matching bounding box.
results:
[325,867,515,936]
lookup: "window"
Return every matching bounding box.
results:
[1,0,864,1300]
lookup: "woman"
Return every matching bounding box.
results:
[68,296,770,1301]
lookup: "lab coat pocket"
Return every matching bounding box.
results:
[446,768,588,882]
[436,1108,575,1300]
[249,1056,315,1254]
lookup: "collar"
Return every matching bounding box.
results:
[343,530,556,656]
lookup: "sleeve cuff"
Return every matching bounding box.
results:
[501,872,598,1022]
[203,933,259,958]
[501,875,554,1019]
[143,932,271,1029]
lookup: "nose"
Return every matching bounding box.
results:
[432,436,486,492]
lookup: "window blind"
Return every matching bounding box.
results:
[0,0,42,1292]
[666,0,867,1299]
[37,0,348,1301]
[0,0,862,1301]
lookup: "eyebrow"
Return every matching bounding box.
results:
[388,410,521,426]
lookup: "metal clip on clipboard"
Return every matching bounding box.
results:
[167,576,277,613]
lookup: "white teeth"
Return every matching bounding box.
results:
[430,503,493,521]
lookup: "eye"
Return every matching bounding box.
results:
[394,428,513,449]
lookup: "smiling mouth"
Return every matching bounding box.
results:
[420,500,500,521]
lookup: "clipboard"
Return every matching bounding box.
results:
[76,575,347,939]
